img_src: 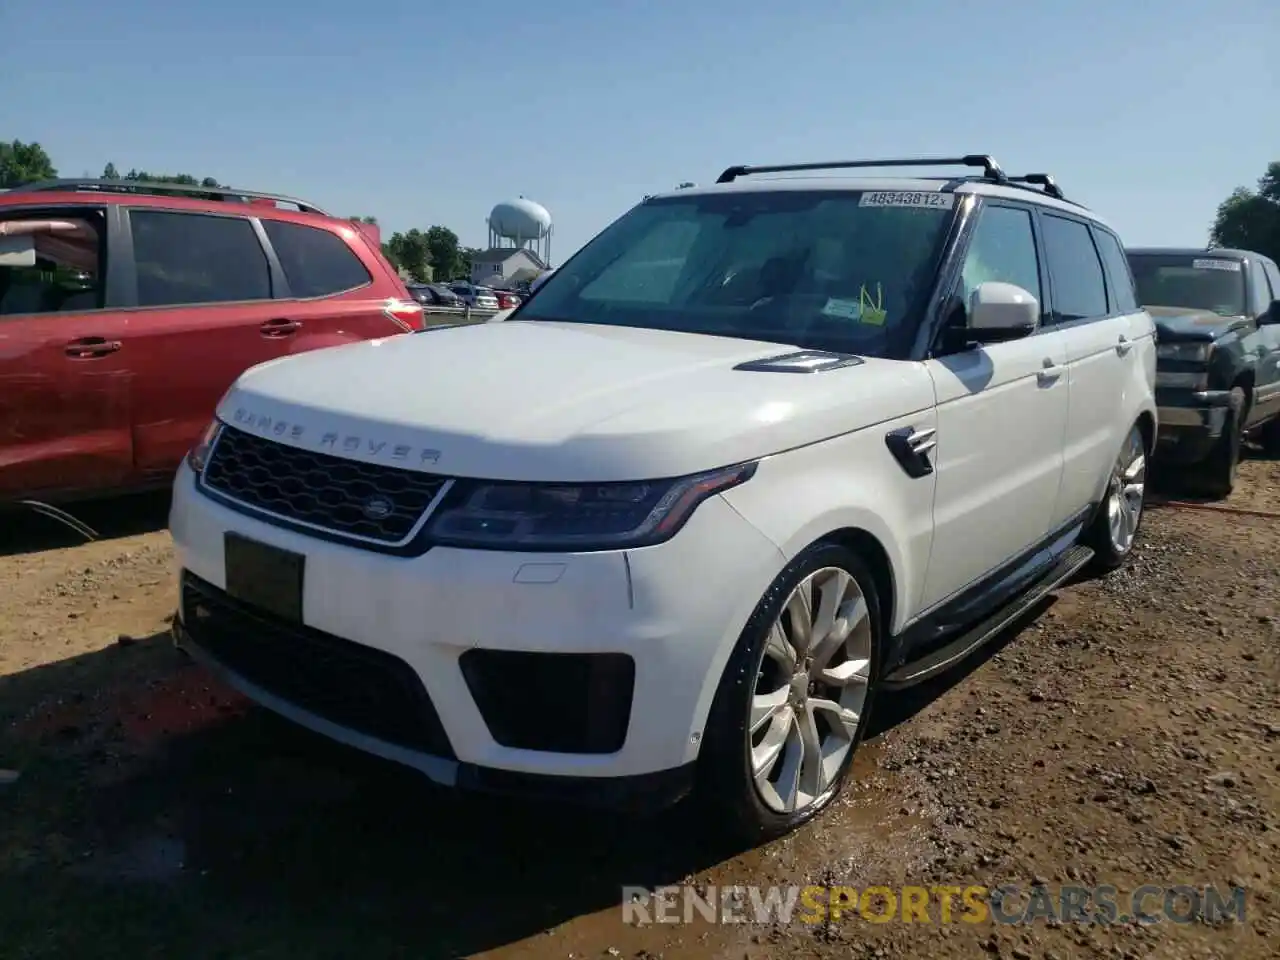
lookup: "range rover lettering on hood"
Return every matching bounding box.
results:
[228,407,442,465]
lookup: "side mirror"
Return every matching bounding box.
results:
[968,281,1040,341]
[1262,300,1280,325]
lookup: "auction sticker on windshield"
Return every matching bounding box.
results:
[1192,259,1241,271]
[859,191,955,209]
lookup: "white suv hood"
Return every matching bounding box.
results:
[217,321,934,482]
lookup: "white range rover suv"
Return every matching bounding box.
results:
[170,155,1156,841]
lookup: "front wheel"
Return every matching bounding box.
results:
[1085,422,1148,572]
[697,542,882,842]
[1191,387,1245,499]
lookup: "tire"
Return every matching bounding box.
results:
[696,541,883,843]
[1192,387,1245,499]
[1084,421,1149,573]
[1260,416,1280,457]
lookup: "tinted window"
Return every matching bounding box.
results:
[959,205,1041,307]
[1262,260,1280,303]
[263,220,371,298]
[1091,228,1138,313]
[1039,215,1108,323]
[1248,260,1273,315]
[522,189,956,359]
[1127,253,1246,316]
[131,211,270,306]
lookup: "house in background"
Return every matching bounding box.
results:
[469,246,546,288]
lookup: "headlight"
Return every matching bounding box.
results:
[426,461,758,550]
[1156,342,1213,362]
[186,420,222,474]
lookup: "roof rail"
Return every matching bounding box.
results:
[715,155,1006,184]
[1008,173,1065,201]
[7,179,330,215]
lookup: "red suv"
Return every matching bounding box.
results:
[0,179,422,503]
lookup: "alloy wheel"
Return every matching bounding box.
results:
[748,567,872,814]
[1107,426,1146,556]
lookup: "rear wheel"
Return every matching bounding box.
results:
[697,542,882,842]
[1085,422,1148,573]
[1191,387,1245,499]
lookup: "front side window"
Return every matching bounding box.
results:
[1127,252,1247,317]
[0,211,105,316]
[958,205,1042,307]
[131,210,270,307]
[519,189,958,358]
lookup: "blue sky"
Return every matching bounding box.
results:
[4,0,1277,260]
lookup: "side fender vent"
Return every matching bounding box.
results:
[733,350,864,373]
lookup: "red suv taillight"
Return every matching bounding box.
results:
[383,298,425,331]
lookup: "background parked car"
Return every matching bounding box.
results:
[448,282,500,310]
[0,178,421,504]
[406,282,461,308]
[1126,246,1280,496]
[493,289,520,310]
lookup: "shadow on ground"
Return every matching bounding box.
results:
[0,589,1060,958]
[0,490,172,558]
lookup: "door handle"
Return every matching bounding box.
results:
[1036,358,1061,385]
[1116,335,1133,356]
[64,336,122,359]
[260,318,301,338]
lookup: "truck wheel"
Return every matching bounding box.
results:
[1260,416,1280,457]
[1085,422,1148,573]
[697,542,882,843]
[1192,387,1245,499]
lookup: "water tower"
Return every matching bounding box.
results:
[487,196,553,266]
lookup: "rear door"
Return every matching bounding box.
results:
[0,203,135,500]
[122,207,296,478]
[1039,212,1132,528]
[259,218,421,342]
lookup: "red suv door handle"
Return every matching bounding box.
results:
[260,318,302,338]
[64,336,122,359]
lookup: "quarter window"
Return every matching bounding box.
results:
[263,220,371,298]
[959,205,1042,307]
[131,211,271,306]
[1040,214,1108,323]
[1090,228,1138,313]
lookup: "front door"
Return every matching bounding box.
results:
[0,204,134,500]
[921,202,1070,610]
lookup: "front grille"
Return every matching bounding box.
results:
[202,425,447,543]
[181,572,455,758]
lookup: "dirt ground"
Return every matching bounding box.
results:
[1,453,1277,960]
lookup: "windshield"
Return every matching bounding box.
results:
[518,189,956,358]
[1128,253,1246,316]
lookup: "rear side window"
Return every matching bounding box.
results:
[131,211,270,306]
[1040,214,1108,323]
[1090,228,1139,313]
[263,220,372,298]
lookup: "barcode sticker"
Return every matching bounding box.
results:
[1192,258,1241,272]
[859,191,954,209]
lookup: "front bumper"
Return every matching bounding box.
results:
[1154,389,1231,464]
[168,462,785,807]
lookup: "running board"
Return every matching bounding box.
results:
[882,544,1094,689]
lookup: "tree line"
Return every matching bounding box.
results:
[5,137,1278,272]
[0,138,479,283]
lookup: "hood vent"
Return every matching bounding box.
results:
[734,350,864,373]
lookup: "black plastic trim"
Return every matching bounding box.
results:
[456,760,698,813]
[884,426,934,478]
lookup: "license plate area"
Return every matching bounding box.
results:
[223,532,305,623]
